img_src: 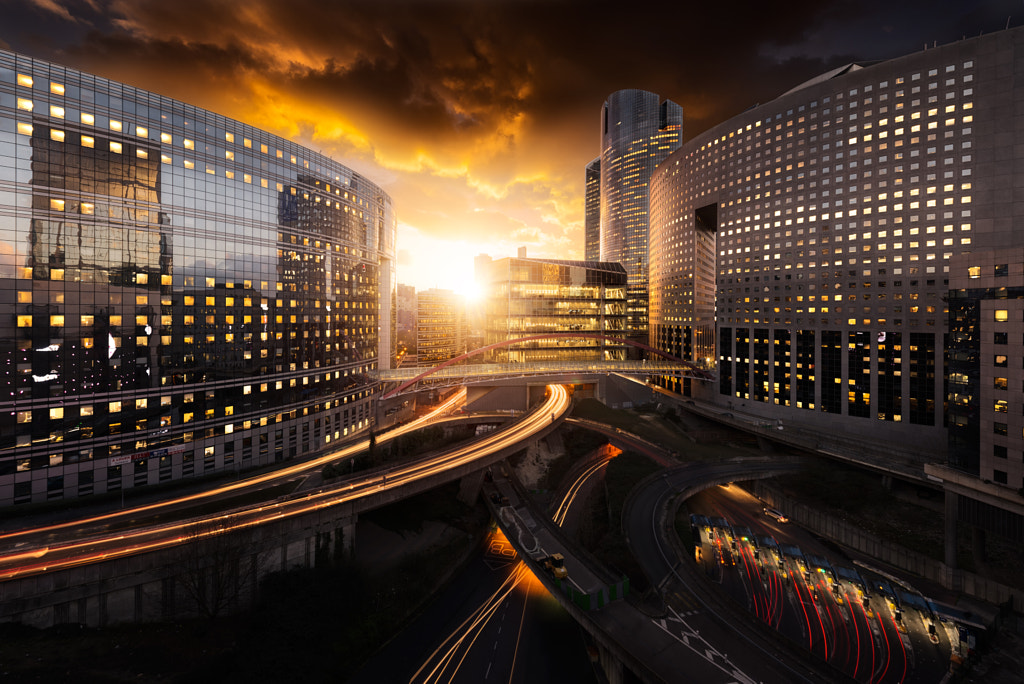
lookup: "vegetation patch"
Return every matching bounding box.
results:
[578,450,663,593]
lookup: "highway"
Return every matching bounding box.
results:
[624,458,833,684]
[0,385,571,581]
[348,422,614,684]
[690,486,953,683]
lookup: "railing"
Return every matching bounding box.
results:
[373,359,708,382]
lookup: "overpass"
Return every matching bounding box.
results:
[0,386,570,626]
[376,332,712,399]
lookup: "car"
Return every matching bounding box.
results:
[764,507,789,523]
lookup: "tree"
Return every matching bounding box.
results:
[175,521,263,619]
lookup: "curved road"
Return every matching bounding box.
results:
[624,459,840,684]
[0,385,571,581]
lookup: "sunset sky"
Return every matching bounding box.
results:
[0,0,1017,295]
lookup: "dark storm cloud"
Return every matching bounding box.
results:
[1,0,1019,288]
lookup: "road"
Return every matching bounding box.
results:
[689,485,953,683]
[624,458,835,684]
[0,385,571,581]
[348,423,613,684]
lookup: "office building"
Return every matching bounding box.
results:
[478,255,627,362]
[584,157,601,261]
[599,90,683,342]
[0,50,396,505]
[415,288,466,366]
[648,28,1024,546]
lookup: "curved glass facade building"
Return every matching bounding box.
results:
[599,90,682,342]
[649,28,1024,464]
[0,50,396,506]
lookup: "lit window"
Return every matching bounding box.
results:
[50,407,64,420]
[109,401,122,414]
[50,199,65,212]
[225,132,234,143]
[136,149,148,159]
[109,141,122,154]
[184,138,194,150]
[16,123,32,136]
[50,82,64,95]
[81,112,94,125]
[16,98,33,111]
[161,132,172,143]
[225,150,234,160]
[80,203,94,215]
[109,120,122,132]
[49,105,65,119]
[50,129,65,142]
[184,159,195,169]
[994,309,1009,322]
[136,126,148,138]
[81,135,94,148]
[16,73,33,87]
[244,138,252,148]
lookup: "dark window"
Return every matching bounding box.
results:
[993,470,1008,484]
[995,332,1008,345]
[994,422,1008,436]
[994,445,1008,459]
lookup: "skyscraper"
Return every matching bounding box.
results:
[0,49,396,505]
[584,157,601,261]
[599,90,683,343]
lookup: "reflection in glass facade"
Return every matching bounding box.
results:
[0,50,396,505]
[599,90,683,343]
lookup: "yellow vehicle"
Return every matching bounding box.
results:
[543,553,568,579]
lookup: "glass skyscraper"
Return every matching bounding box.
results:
[584,157,601,261]
[598,90,683,343]
[0,50,396,506]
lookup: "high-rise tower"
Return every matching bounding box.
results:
[584,157,601,261]
[599,90,683,343]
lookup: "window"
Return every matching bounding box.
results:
[994,422,1007,436]
[995,309,1009,322]
[994,445,1008,459]
[995,332,1008,345]
[994,377,1008,391]
[995,355,1008,367]
[995,264,1008,277]
[993,470,1007,484]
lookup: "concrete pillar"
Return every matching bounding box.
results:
[944,489,958,568]
[943,489,962,591]
[458,469,485,506]
[972,526,987,565]
[598,644,624,684]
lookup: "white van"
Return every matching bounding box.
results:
[764,507,788,523]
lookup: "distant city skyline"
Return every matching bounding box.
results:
[0,0,1017,294]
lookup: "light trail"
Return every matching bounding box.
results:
[0,386,568,581]
[411,409,614,684]
[0,388,468,545]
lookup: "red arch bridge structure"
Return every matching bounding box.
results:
[374,333,714,399]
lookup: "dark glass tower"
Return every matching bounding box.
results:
[599,90,683,344]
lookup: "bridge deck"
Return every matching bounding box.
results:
[374,360,704,382]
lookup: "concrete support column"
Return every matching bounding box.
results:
[972,526,987,565]
[458,469,485,506]
[598,644,624,684]
[943,489,962,590]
